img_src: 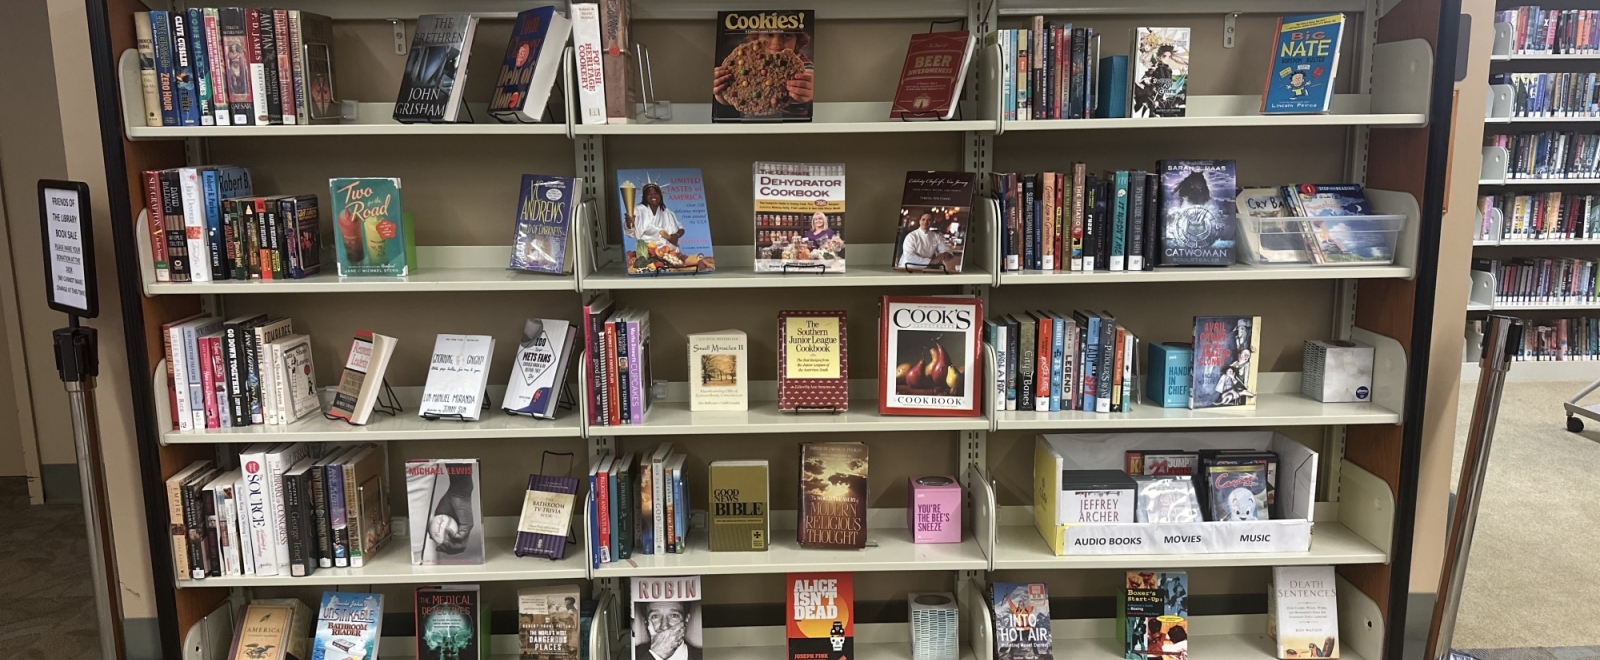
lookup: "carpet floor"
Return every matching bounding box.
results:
[0,478,98,659]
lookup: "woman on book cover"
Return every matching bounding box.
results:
[626,183,685,248]
[713,30,814,118]
[896,211,958,271]
[804,211,839,246]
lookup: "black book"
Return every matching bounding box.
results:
[1128,171,1147,270]
[222,314,265,426]
[263,196,284,279]
[169,12,199,126]
[1095,180,1111,268]
[199,478,222,577]
[258,10,282,124]
[308,452,333,568]
[1096,311,1116,410]
[254,198,271,280]
[1155,159,1237,266]
[1023,175,1036,270]
[396,14,479,123]
[1144,174,1160,270]
[1082,174,1099,270]
[1070,27,1087,119]
[284,460,319,577]
[181,468,215,579]
[159,171,191,282]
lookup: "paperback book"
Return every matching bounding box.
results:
[518,585,582,660]
[754,162,846,273]
[230,599,312,660]
[786,573,854,660]
[416,585,488,660]
[327,331,398,425]
[1236,187,1313,264]
[511,175,581,274]
[1120,571,1189,660]
[330,177,412,276]
[1190,315,1260,410]
[1261,14,1344,114]
[394,14,479,123]
[879,296,983,417]
[709,459,770,552]
[891,30,977,120]
[631,576,702,660]
[688,329,748,411]
[406,459,485,565]
[895,172,975,273]
[504,318,578,418]
[488,6,571,123]
[798,442,868,549]
[310,592,383,660]
[777,311,849,412]
[418,334,495,420]
[515,474,579,560]
[1156,159,1237,266]
[617,168,715,275]
[992,583,1052,660]
[1131,28,1190,118]
[712,10,815,122]
[1271,566,1340,658]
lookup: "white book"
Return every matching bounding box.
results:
[419,334,496,420]
[252,319,294,424]
[504,319,576,419]
[250,34,269,124]
[230,472,254,575]
[571,3,607,125]
[168,322,193,431]
[649,443,672,555]
[276,335,319,423]
[1122,328,1135,408]
[1272,566,1340,658]
[238,443,278,576]
[177,168,212,281]
[172,316,223,431]
[265,442,310,575]
[520,11,571,122]
[687,329,748,411]
[216,470,243,576]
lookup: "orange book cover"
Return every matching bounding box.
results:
[786,572,853,660]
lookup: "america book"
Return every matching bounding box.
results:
[511,175,581,274]
[798,442,867,549]
[1261,14,1344,114]
[488,6,572,123]
[1156,160,1237,266]
[394,14,479,123]
[879,296,983,417]
[330,178,411,276]
[787,573,854,660]
[310,592,382,660]
[617,168,715,275]
[405,459,485,565]
[713,10,815,122]
[992,583,1052,660]
[778,311,848,412]
[1131,27,1190,118]
[754,162,846,273]
[1190,315,1260,410]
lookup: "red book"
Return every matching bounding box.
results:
[786,572,854,660]
[605,319,620,426]
[878,295,984,417]
[779,311,848,412]
[143,171,169,282]
[890,31,975,121]
[596,457,611,562]
[273,10,294,123]
[197,334,219,428]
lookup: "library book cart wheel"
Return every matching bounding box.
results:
[1568,415,1584,433]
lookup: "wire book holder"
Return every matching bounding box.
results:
[323,380,401,424]
[644,261,712,277]
[780,262,829,275]
[898,262,956,274]
[786,404,845,414]
[421,392,493,422]
[556,382,577,411]
[491,46,571,125]
[540,451,580,554]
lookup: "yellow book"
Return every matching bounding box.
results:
[1033,437,1067,555]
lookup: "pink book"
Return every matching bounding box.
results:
[909,476,962,543]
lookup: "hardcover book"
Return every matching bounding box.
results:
[1119,571,1189,660]
[1144,342,1192,408]
[310,592,383,660]
[571,3,606,125]
[798,442,868,549]
[505,319,578,418]
[275,335,319,423]
[406,459,485,565]
[709,459,770,552]
[342,445,394,568]
[330,178,411,276]
[778,311,849,412]
[754,162,846,273]
[519,585,582,660]
[296,11,340,124]
[1272,566,1340,658]
[879,296,983,417]
[395,14,479,123]
[894,172,975,273]
[1156,159,1237,266]
[688,329,748,411]
[1261,14,1344,114]
[713,10,815,122]
[787,573,854,660]
[1131,28,1190,118]
[489,6,572,123]
[1237,187,1313,264]
[630,576,702,660]
[327,330,398,425]
[616,169,715,275]
[599,0,632,123]
[416,585,489,660]
[1190,315,1260,410]
[511,175,581,274]
[419,334,496,420]
[229,599,312,660]
[891,31,977,120]
[515,474,579,560]
[992,582,1052,660]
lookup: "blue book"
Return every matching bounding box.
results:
[616,169,715,275]
[186,9,213,125]
[511,175,579,275]
[1111,171,1129,269]
[1049,315,1064,411]
[1290,183,1372,216]
[310,592,382,660]
[1261,14,1345,114]
[169,11,200,126]
[1093,55,1129,118]
[608,459,620,561]
[587,488,600,569]
[984,319,1010,412]
[201,170,225,278]
[1146,342,1193,408]
[1075,311,1100,412]
[149,11,179,126]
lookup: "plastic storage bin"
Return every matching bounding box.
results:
[1237,213,1406,266]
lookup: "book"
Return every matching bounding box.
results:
[519,585,582,660]
[164,460,213,580]
[330,178,411,276]
[277,195,322,279]
[1131,27,1189,118]
[571,3,607,125]
[489,7,573,123]
[798,442,868,549]
[505,319,578,418]
[879,296,984,417]
[1208,462,1269,521]
[1190,315,1260,410]
[786,573,853,660]
[1262,14,1344,114]
[295,11,340,124]
[419,334,495,420]
[1237,187,1313,264]
[1094,55,1130,118]
[1272,566,1340,658]
[631,576,702,660]
[327,331,398,425]
[713,10,815,122]
[416,585,489,660]
[778,311,849,411]
[511,175,581,274]
[228,599,312,660]
[310,592,383,660]
[1119,572,1189,660]
[170,10,200,125]
[274,335,320,424]
[515,474,579,560]
[894,172,976,273]
[616,168,715,275]
[908,475,961,543]
[265,444,311,576]
[283,459,319,576]
[709,460,769,551]
[599,0,632,123]
[754,162,846,273]
[1145,342,1191,408]
[688,329,748,411]
[1156,159,1237,266]
[891,31,977,120]
[406,459,485,565]
[395,14,479,123]
[1290,184,1373,216]
[147,12,179,126]
[992,583,1052,660]
[134,14,162,126]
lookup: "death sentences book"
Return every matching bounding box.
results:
[1272,566,1340,658]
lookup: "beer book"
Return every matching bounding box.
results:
[709,460,770,552]
[778,310,848,412]
[798,442,867,549]
[891,31,976,120]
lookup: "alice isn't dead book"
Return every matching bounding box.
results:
[894,172,975,273]
[405,459,485,565]
[519,584,582,660]
[787,573,854,660]
[754,162,846,273]
[394,14,479,123]
[879,296,984,417]
[713,10,815,122]
[511,175,581,274]
[310,592,382,660]
[1156,160,1236,266]
[1261,14,1344,115]
[630,576,702,660]
[798,442,867,549]
[778,311,848,412]
[1190,315,1260,410]
[1272,566,1340,658]
[616,168,715,275]
[709,460,770,552]
[416,584,490,660]
[1131,28,1190,118]
[689,329,748,411]
[330,178,413,276]
[992,583,1052,660]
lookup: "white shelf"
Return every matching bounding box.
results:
[1045,631,1365,660]
[582,243,993,290]
[1492,53,1600,60]
[998,96,1425,132]
[591,526,987,578]
[1467,301,1493,311]
[1485,116,1600,124]
[577,102,995,135]
[596,397,990,436]
[1481,301,1600,311]
[998,264,1411,285]
[989,522,1385,570]
[993,392,1399,430]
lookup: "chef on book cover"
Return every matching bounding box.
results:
[712,10,815,122]
[618,169,716,275]
[632,576,703,660]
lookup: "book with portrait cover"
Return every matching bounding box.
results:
[894,172,975,273]
[616,169,715,275]
[1131,27,1190,118]
[1156,160,1236,266]
[787,573,854,660]
[415,585,488,660]
[1190,315,1260,410]
[754,162,846,273]
[891,31,976,120]
[310,592,382,660]
[992,582,1052,660]
[519,585,582,660]
[879,296,983,417]
[511,175,581,274]
[330,178,412,276]
[798,442,867,549]
[394,14,479,123]
[631,576,702,660]
[489,6,572,123]
[1261,14,1344,114]
[405,459,485,565]
[713,10,815,122]
[778,311,848,412]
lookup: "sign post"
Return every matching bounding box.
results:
[38,179,124,660]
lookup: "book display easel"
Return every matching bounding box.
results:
[86,0,1455,659]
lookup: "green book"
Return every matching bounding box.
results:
[708,460,769,552]
[1110,170,1129,270]
[329,177,412,276]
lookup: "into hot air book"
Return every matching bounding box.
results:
[330,178,415,276]
[1261,14,1344,114]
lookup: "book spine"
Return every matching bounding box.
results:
[653,458,665,555]
[616,321,631,424]
[201,170,226,279]
[1062,319,1077,410]
[572,4,607,125]
[284,471,309,576]
[1082,316,1099,411]
[201,486,222,576]
[1122,329,1135,412]
[597,465,611,563]
[265,449,297,575]
[1096,316,1115,413]
[244,322,264,425]
[664,464,676,554]
[1110,171,1128,271]
[289,11,308,124]
[160,171,191,282]
[170,11,199,126]
[1050,317,1064,411]
[1022,176,1035,270]
[628,318,645,424]
[598,0,630,123]
[186,9,214,126]
[178,170,211,282]
[151,11,180,125]
[197,336,219,429]
[343,462,363,567]
[1110,328,1125,412]
[617,465,633,559]
[203,9,229,126]
[605,322,620,426]
[135,14,163,127]
[232,477,254,575]
[309,463,332,568]
[219,486,241,575]
[166,475,192,580]
[1128,172,1146,271]
[168,323,195,431]
[240,452,278,576]
[247,9,269,125]
[259,10,282,124]
[1041,173,1055,270]
[219,8,253,125]
[223,324,247,426]
[1018,317,1035,411]
[639,459,653,554]
[273,10,295,124]
[326,462,349,567]
[181,477,208,578]
[144,171,170,282]
[1035,317,1051,411]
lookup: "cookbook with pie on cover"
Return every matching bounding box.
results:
[878,296,983,417]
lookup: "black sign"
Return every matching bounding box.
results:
[38,180,97,318]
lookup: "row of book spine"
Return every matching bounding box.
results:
[1491,131,1600,179]
[1514,316,1600,360]
[1499,72,1600,117]
[587,446,687,569]
[1497,7,1600,54]
[143,167,322,283]
[165,442,389,582]
[162,313,317,431]
[582,295,654,427]
[991,22,1101,121]
[134,8,331,127]
[1479,192,1600,241]
[993,168,1159,273]
[1477,256,1600,303]
[984,311,1138,414]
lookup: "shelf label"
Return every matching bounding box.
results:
[1056,519,1312,555]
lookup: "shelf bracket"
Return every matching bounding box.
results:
[588,434,614,464]
[1223,13,1238,49]
[390,20,407,55]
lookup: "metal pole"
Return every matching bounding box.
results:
[1428,314,1522,660]
[56,323,125,660]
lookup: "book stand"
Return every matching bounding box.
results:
[784,404,845,414]
[396,103,477,125]
[421,393,492,422]
[322,379,402,424]
[644,261,712,276]
[541,450,581,556]
[780,262,829,275]
[897,262,955,274]
[556,382,577,412]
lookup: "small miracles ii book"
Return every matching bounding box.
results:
[787,573,854,660]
